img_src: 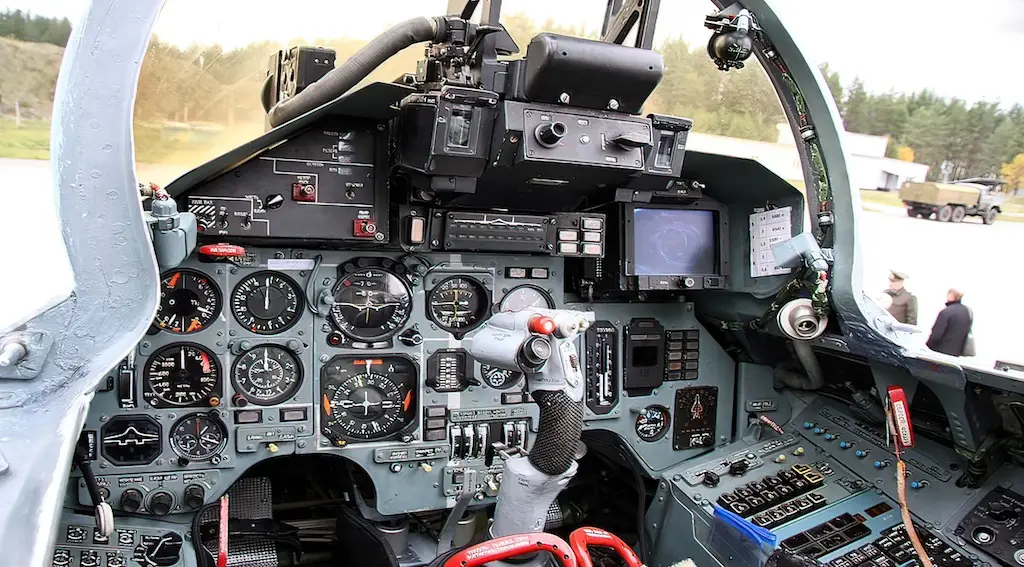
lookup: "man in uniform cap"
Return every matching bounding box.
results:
[884,270,918,325]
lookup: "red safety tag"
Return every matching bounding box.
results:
[887,385,915,448]
[200,243,246,258]
[217,495,229,567]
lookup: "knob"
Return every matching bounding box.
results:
[120,488,143,513]
[184,485,205,510]
[803,421,814,429]
[534,121,567,147]
[910,481,928,490]
[398,329,423,346]
[266,194,285,209]
[728,460,750,477]
[824,433,836,441]
[873,460,890,469]
[148,491,174,516]
[839,441,852,449]
[702,471,721,488]
[855,449,869,458]
[813,427,823,435]
[138,532,183,567]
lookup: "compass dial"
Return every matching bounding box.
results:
[230,271,304,334]
[154,270,221,334]
[232,344,302,405]
[320,356,417,442]
[329,269,412,342]
[142,343,220,407]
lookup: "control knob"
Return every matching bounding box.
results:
[120,488,143,513]
[184,484,206,510]
[988,502,1016,522]
[534,122,567,147]
[134,532,183,567]
[148,491,174,516]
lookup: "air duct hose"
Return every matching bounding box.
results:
[774,340,825,390]
[267,16,445,127]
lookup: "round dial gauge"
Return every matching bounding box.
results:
[499,284,554,312]
[169,413,228,461]
[232,344,302,405]
[329,268,412,342]
[154,270,221,334]
[427,276,490,336]
[635,405,671,442]
[143,343,220,407]
[230,271,304,334]
[320,356,417,442]
[480,364,523,390]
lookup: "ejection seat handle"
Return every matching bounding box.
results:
[569,527,643,567]
[442,532,578,567]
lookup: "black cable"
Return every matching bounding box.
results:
[74,445,104,506]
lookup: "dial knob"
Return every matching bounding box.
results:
[184,485,205,510]
[149,491,174,516]
[120,489,143,513]
[535,121,567,147]
[136,532,183,567]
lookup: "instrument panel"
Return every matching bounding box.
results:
[74,248,734,519]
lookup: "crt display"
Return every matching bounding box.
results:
[633,209,716,276]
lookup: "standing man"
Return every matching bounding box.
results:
[884,270,918,325]
[927,289,973,356]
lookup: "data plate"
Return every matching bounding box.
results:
[673,386,718,450]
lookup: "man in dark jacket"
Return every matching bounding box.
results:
[884,270,918,325]
[927,289,972,356]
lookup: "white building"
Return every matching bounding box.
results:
[686,125,929,191]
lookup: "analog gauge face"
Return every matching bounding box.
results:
[142,343,220,407]
[499,284,554,312]
[329,269,412,342]
[154,270,221,334]
[480,364,523,390]
[320,356,417,442]
[230,271,304,334]
[169,413,228,461]
[232,344,302,406]
[427,276,490,336]
[635,405,671,442]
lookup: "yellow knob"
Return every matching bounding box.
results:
[774,455,787,463]
[793,447,805,456]
[419,462,433,472]
[267,443,279,453]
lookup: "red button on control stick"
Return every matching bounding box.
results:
[528,315,556,335]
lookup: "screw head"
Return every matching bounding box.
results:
[608,99,620,110]
[559,92,571,104]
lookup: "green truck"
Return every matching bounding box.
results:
[900,178,1006,224]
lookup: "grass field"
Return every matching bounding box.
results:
[0,118,50,159]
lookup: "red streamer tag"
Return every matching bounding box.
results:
[887,385,915,448]
[217,495,229,567]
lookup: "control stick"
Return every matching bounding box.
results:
[470,308,593,537]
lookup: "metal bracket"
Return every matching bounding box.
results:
[0,331,54,380]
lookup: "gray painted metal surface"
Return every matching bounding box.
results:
[0,1,162,566]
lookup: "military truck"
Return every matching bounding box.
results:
[900,177,1006,224]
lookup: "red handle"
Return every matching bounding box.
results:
[444,532,577,567]
[570,527,643,567]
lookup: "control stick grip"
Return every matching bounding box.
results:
[529,390,584,475]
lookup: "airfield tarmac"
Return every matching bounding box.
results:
[3,157,1019,365]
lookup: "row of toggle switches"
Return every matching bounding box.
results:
[449,421,528,461]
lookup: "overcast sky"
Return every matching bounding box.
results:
[6,0,1024,107]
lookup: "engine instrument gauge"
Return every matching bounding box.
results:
[635,405,671,442]
[320,356,417,442]
[230,271,304,334]
[169,413,228,462]
[329,268,412,342]
[427,276,490,337]
[142,343,220,407]
[499,284,554,312]
[232,344,302,405]
[480,364,523,390]
[154,269,221,334]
